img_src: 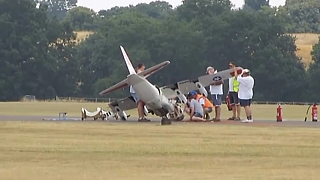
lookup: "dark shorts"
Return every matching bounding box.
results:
[239,99,252,107]
[205,86,211,101]
[194,112,203,118]
[211,94,222,106]
[229,92,239,105]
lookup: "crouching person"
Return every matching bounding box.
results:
[191,91,213,120]
[183,92,206,122]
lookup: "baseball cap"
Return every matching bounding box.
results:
[189,91,197,96]
[229,62,235,66]
[206,66,214,72]
[243,69,250,73]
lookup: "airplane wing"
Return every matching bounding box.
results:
[137,61,170,78]
[108,95,137,112]
[99,61,169,96]
[99,79,128,95]
[160,67,243,99]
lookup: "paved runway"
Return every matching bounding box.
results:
[0,115,319,128]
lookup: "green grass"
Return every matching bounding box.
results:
[0,101,310,120]
[0,121,319,180]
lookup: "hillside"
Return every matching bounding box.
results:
[74,31,320,65]
[291,33,320,65]
[75,31,94,44]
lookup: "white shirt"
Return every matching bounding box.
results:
[198,97,205,106]
[210,70,223,95]
[237,75,254,99]
[228,77,234,92]
[129,69,142,94]
[129,86,135,93]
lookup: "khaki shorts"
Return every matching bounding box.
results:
[205,107,213,113]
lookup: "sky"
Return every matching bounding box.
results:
[77,0,286,12]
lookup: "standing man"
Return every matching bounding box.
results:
[205,69,212,102]
[207,66,223,122]
[130,63,150,122]
[234,68,254,123]
[228,62,241,121]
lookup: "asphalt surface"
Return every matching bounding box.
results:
[0,115,320,128]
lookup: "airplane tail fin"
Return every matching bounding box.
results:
[120,46,136,75]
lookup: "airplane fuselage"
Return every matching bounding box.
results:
[127,74,174,117]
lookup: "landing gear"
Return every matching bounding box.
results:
[176,114,185,121]
[161,116,172,125]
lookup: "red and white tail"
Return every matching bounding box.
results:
[120,46,136,75]
[99,46,170,95]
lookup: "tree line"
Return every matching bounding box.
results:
[1,0,320,102]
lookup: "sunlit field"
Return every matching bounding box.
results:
[0,121,319,180]
[290,33,320,65]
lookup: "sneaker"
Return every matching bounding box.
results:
[235,117,241,121]
[138,118,150,122]
[228,117,235,120]
[211,118,220,122]
[247,119,253,123]
[241,119,249,123]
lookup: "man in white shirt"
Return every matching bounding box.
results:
[207,66,223,121]
[234,68,254,123]
[130,63,150,122]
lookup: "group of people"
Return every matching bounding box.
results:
[184,62,255,123]
[129,62,255,123]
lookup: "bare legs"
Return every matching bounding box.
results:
[230,104,241,120]
[244,106,252,119]
[137,101,144,119]
[137,101,150,121]
[214,106,221,120]
[183,107,205,122]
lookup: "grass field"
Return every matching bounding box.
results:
[0,121,319,179]
[0,101,312,120]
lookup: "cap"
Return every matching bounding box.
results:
[206,66,214,72]
[243,69,250,73]
[189,91,197,96]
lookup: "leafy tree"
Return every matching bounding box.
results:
[1,0,317,101]
[176,0,233,23]
[66,6,97,30]
[97,1,173,20]
[36,0,77,19]
[283,0,320,33]
[135,1,174,19]
[0,0,77,100]
[76,11,162,97]
[243,0,270,11]
[305,37,320,101]
[76,2,309,101]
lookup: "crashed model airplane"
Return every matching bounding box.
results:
[99,46,243,125]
